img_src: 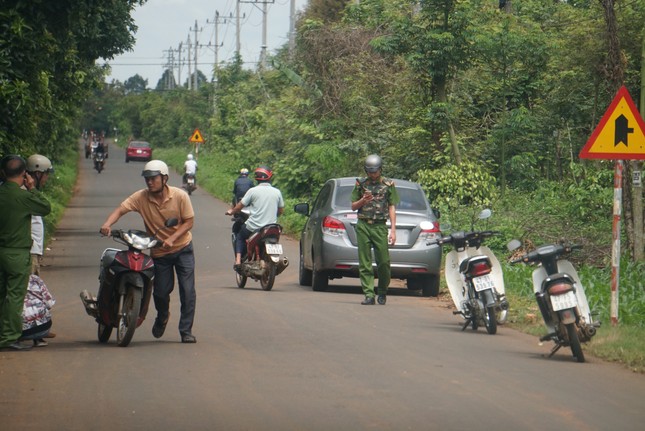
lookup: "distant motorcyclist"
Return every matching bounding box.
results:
[226,166,284,270]
[232,168,253,205]
[183,154,198,186]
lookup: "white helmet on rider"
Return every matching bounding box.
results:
[26,154,54,173]
[187,154,194,161]
[142,160,169,177]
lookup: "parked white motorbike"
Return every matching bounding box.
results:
[508,240,599,362]
[431,209,509,334]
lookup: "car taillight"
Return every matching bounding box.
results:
[470,261,492,276]
[322,216,346,236]
[419,221,441,242]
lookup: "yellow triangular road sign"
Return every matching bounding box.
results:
[189,129,204,143]
[580,86,645,160]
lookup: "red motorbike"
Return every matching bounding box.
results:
[80,219,177,347]
[230,211,289,291]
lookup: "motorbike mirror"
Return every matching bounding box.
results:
[165,218,179,228]
[507,239,522,252]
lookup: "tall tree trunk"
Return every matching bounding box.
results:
[435,76,461,165]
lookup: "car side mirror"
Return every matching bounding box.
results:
[294,203,309,216]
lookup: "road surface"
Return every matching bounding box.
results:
[1,143,644,430]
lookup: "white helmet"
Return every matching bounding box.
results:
[142,160,169,177]
[187,154,194,160]
[26,154,54,173]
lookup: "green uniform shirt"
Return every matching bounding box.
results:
[0,182,51,249]
[351,176,400,221]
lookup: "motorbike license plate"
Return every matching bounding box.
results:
[472,274,494,292]
[265,243,282,255]
[550,291,577,311]
[188,178,194,185]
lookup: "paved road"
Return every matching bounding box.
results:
[1,143,644,430]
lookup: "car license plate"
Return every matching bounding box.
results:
[550,291,577,311]
[265,243,282,254]
[472,274,494,292]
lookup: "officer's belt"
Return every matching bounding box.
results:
[359,218,386,225]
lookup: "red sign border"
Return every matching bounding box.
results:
[579,86,645,160]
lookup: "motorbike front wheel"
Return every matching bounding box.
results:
[116,287,142,347]
[260,261,276,291]
[97,321,112,343]
[565,323,585,363]
[236,269,247,288]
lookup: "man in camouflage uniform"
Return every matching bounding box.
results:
[351,155,400,305]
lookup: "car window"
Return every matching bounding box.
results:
[130,142,150,148]
[333,185,354,209]
[333,184,427,211]
[312,183,333,212]
[396,187,428,211]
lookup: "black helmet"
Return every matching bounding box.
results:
[364,154,382,173]
[254,166,273,182]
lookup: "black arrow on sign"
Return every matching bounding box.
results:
[614,114,633,147]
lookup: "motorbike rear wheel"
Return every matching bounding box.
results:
[483,305,498,335]
[565,323,585,363]
[116,286,142,347]
[260,261,276,291]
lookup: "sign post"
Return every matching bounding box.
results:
[189,128,205,159]
[579,85,645,325]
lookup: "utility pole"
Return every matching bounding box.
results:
[190,20,203,90]
[163,47,175,90]
[288,0,295,58]
[177,42,183,88]
[206,11,227,81]
[240,0,275,69]
[187,34,192,90]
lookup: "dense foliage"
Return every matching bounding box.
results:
[0,0,145,160]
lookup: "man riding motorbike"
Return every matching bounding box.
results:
[232,168,253,205]
[183,154,198,186]
[225,166,284,271]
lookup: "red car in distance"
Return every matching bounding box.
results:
[125,141,152,163]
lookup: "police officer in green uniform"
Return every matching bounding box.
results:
[351,155,400,305]
[0,155,51,351]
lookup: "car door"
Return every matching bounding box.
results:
[302,181,333,269]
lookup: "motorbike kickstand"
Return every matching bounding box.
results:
[461,317,472,331]
[547,343,562,358]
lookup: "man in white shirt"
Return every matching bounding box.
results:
[225,166,284,269]
[183,154,198,186]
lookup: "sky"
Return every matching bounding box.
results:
[102,0,308,86]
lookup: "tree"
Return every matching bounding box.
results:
[125,74,149,94]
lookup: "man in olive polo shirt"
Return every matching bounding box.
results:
[0,155,51,351]
[100,160,197,344]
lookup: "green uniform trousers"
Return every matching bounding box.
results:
[0,248,31,347]
[356,220,391,298]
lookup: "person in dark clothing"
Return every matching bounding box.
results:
[232,168,254,205]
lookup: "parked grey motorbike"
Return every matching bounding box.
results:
[508,240,599,362]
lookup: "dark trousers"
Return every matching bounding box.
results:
[234,224,253,257]
[153,242,196,336]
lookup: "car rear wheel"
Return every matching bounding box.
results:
[311,260,328,292]
[298,246,312,286]
[408,275,440,297]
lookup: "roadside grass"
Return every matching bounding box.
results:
[43,146,78,245]
[155,146,645,373]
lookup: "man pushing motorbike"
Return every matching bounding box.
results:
[100,160,197,344]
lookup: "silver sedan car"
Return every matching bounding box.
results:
[294,177,442,296]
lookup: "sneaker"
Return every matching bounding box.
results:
[181,333,197,343]
[361,296,375,305]
[33,339,48,347]
[377,295,387,305]
[152,314,169,339]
